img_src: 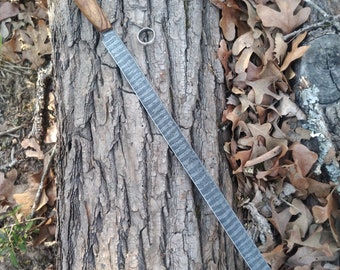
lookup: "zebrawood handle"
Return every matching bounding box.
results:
[74,0,111,32]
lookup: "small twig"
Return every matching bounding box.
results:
[0,125,24,137]
[0,147,18,171]
[283,18,333,41]
[29,144,57,219]
[303,0,329,18]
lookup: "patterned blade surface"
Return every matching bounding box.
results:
[102,29,270,270]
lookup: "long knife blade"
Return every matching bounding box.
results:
[102,29,269,270]
[73,0,270,268]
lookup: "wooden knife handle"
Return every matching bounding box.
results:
[74,0,111,32]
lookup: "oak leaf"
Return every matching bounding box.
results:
[247,122,287,150]
[246,76,281,105]
[280,32,310,71]
[21,20,51,69]
[213,0,248,41]
[256,0,311,34]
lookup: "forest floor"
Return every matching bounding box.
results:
[0,1,56,269]
[0,0,339,269]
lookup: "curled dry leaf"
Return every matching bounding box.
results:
[232,31,254,55]
[274,33,288,64]
[212,0,248,41]
[245,145,282,167]
[280,32,310,72]
[217,40,232,76]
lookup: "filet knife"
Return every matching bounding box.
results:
[73,0,270,269]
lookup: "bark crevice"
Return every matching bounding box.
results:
[51,0,242,269]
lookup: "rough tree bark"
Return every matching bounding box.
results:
[50,0,245,269]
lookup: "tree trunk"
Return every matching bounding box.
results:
[50,0,245,269]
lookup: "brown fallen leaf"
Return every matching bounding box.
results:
[281,163,310,193]
[0,2,19,21]
[277,92,306,120]
[33,224,55,246]
[269,202,292,239]
[262,243,287,270]
[233,149,252,173]
[1,34,22,63]
[212,0,248,41]
[280,32,310,72]
[287,199,313,238]
[218,39,232,75]
[13,186,49,217]
[274,32,288,64]
[242,0,260,32]
[307,178,334,198]
[286,224,302,253]
[0,170,16,201]
[21,137,44,160]
[287,245,338,267]
[232,31,254,56]
[236,47,254,74]
[245,144,282,167]
[256,0,311,34]
[246,76,281,105]
[247,122,287,150]
[290,142,318,177]
[21,20,51,69]
[222,104,245,132]
[312,190,339,224]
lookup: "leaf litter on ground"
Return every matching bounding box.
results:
[0,0,56,268]
[212,0,340,269]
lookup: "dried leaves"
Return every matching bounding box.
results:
[256,0,311,34]
[0,0,56,254]
[0,1,51,69]
[215,0,340,268]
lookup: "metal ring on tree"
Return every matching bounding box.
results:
[137,27,155,45]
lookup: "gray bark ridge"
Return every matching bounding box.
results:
[50,0,244,269]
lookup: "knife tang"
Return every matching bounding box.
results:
[74,0,111,32]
